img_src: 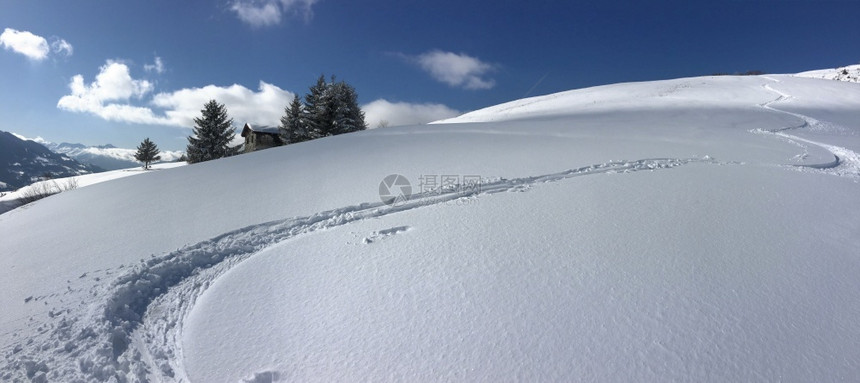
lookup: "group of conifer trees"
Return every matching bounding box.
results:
[183,75,366,164]
[279,75,367,145]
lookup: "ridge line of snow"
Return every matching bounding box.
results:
[2,156,719,382]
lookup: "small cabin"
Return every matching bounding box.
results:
[241,123,283,153]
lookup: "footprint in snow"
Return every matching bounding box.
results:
[362,225,412,244]
[241,370,281,383]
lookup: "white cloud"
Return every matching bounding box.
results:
[151,81,294,128]
[50,38,73,56]
[230,0,318,27]
[231,1,282,26]
[362,99,461,128]
[0,28,49,60]
[0,28,73,60]
[57,59,294,128]
[58,60,154,113]
[144,56,165,74]
[412,50,496,90]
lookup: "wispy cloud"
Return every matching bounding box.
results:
[281,0,318,22]
[50,38,73,57]
[144,56,165,74]
[230,0,319,27]
[10,132,48,144]
[57,60,294,128]
[231,1,282,26]
[405,50,496,90]
[0,28,73,60]
[362,99,460,128]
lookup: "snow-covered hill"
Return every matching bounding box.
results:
[2,73,860,382]
[0,162,186,215]
[39,141,185,171]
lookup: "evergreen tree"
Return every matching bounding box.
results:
[134,138,161,169]
[294,75,366,141]
[186,100,240,164]
[330,80,367,135]
[302,75,331,140]
[279,95,306,144]
[278,75,367,147]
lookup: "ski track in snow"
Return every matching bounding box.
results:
[756,82,860,178]
[0,157,719,382]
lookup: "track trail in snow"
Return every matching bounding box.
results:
[756,78,860,178]
[1,157,719,382]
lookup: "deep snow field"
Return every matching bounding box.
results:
[1,71,859,382]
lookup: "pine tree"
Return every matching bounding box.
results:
[303,75,331,140]
[279,95,306,144]
[134,138,161,170]
[278,75,367,147]
[186,100,240,164]
[330,80,367,135]
[294,75,366,141]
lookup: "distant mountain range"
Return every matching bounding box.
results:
[1,132,186,192]
[0,131,103,192]
[38,140,185,171]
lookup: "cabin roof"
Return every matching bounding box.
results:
[241,123,280,137]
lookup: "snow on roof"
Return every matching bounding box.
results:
[241,123,280,136]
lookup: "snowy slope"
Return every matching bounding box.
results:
[2,73,860,382]
[0,162,186,215]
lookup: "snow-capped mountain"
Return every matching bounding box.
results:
[2,70,860,382]
[41,141,185,171]
[0,130,102,192]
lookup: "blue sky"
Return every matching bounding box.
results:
[1,0,858,151]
